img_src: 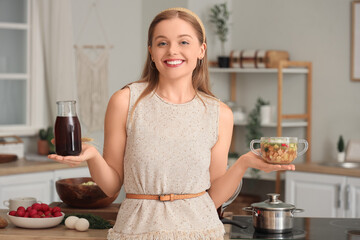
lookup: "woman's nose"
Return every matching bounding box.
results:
[167,43,179,55]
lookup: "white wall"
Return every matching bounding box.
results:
[69,0,360,163]
[71,0,142,150]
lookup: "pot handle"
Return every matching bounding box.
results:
[242,207,258,216]
[291,208,304,216]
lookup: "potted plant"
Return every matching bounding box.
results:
[209,2,230,68]
[37,127,55,155]
[245,98,269,178]
[337,135,345,162]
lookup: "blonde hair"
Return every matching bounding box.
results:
[129,8,215,117]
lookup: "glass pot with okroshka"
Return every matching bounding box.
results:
[250,137,308,164]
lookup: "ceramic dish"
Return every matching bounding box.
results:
[7,212,64,228]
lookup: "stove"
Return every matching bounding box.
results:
[229,216,360,239]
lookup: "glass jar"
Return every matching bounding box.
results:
[54,100,82,156]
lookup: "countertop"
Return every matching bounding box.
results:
[294,162,360,177]
[2,157,360,179]
[0,157,87,176]
[0,209,231,240]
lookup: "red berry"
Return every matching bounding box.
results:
[26,207,32,212]
[16,210,25,217]
[24,212,30,217]
[17,206,25,212]
[44,210,51,216]
[53,212,62,217]
[41,203,49,212]
[31,214,41,218]
[32,203,42,211]
[9,211,16,216]
[29,209,37,216]
[52,206,61,213]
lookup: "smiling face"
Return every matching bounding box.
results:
[149,18,206,82]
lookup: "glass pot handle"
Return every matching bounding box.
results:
[250,140,261,157]
[242,207,258,216]
[297,139,308,156]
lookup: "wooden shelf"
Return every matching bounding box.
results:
[0,23,28,30]
[0,74,29,79]
[213,61,312,194]
[209,67,308,74]
[234,121,308,127]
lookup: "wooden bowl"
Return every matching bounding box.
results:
[55,177,118,209]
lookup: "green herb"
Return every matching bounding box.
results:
[209,2,230,55]
[62,213,113,229]
[337,135,345,152]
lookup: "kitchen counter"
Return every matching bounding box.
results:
[295,162,360,177]
[0,157,87,176]
[0,209,232,239]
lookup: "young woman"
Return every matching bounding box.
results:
[49,7,294,239]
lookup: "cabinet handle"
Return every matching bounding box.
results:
[345,185,350,211]
[336,184,341,209]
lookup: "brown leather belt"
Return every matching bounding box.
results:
[126,191,206,202]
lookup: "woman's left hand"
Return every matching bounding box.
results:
[240,150,295,173]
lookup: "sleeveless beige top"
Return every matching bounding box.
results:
[108,82,225,240]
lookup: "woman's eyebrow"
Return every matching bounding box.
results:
[154,34,193,40]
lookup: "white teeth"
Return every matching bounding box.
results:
[166,60,183,65]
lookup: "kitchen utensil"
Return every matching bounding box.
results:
[7,212,64,228]
[0,154,17,164]
[3,197,38,211]
[55,100,82,156]
[250,137,308,164]
[242,193,304,233]
[55,177,118,209]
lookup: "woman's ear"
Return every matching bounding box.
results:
[199,43,207,59]
[148,46,152,58]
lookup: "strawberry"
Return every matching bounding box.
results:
[41,203,49,212]
[9,211,16,216]
[32,203,42,211]
[52,206,61,213]
[29,209,37,216]
[31,214,41,218]
[26,207,32,212]
[53,211,62,217]
[17,206,25,212]
[16,209,25,217]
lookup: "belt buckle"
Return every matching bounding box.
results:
[160,194,175,202]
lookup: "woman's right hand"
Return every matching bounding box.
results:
[48,140,99,167]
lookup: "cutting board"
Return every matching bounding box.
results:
[49,202,120,221]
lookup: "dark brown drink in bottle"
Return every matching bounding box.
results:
[54,101,82,156]
[55,116,82,156]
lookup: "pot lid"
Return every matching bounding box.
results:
[251,193,296,210]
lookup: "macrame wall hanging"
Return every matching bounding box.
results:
[74,1,113,132]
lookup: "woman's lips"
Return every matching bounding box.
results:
[164,59,184,67]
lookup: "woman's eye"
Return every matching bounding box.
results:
[180,41,189,45]
[157,42,167,46]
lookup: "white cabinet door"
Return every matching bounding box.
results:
[346,176,360,218]
[285,171,346,218]
[0,172,53,208]
[52,167,90,202]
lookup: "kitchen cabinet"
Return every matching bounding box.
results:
[0,171,53,208]
[210,61,312,192]
[0,167,90,207]
[285,171,360,218]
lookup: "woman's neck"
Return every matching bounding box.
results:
[156,77,196,104]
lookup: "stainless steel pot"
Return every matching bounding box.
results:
[243,193,304,233]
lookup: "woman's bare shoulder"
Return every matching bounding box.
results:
[219,101,233,121]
